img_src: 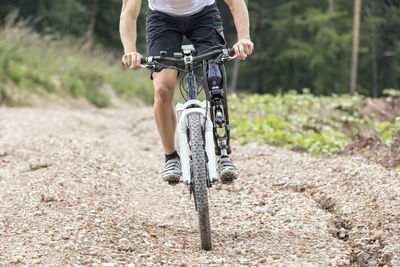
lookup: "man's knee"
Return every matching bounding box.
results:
[153,69,177,104]
[154,84,174,104]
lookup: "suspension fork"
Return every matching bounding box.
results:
[203,60,232,157]
[176,101,218,185]
[220,63,231,155]
[178,58,217,186]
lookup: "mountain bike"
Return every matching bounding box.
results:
[139,45,236,250]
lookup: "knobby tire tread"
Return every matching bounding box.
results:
[188,114,212,250]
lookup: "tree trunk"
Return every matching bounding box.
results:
[19,0,27,17]
[230,0,248,93]
[328,0,335,13]
[366,7,378,98]
[350,0,362,96]
[87,0,99,45]
[371,33,378,98]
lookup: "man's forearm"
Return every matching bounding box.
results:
[120,0,142,53]
[120,18,138,53]
[225,0,251,40]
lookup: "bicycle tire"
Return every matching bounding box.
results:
[188,113,212,250]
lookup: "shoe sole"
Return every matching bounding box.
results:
[220,170,239,184]
[162,174,181,185]
[168,180,180,186]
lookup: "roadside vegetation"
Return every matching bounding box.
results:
[0,23,154,107]
[229,91,400,158]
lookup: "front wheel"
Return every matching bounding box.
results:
[188,113,212,250]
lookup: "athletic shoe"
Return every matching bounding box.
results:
[161,157,182,184]
[218,157,239,184]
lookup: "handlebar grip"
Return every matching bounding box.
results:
[227,48,236,56]
[121,57,148,67]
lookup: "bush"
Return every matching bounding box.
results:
[229,91,371,156]
[0,23,154,107]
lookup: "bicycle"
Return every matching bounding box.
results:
[137,45,236,250]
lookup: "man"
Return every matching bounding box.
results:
[120,0,253,184]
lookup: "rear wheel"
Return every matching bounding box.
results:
[188,113,212,250]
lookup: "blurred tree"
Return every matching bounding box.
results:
[86,0,99,45]
[0,0,399,95]
[230,0,248,93]
[329,0,335,12]
[350,0,362,96]
[84,0,147,51]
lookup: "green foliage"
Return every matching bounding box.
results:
[383,89,400,97]
[229,92,373,155]
[0,24,153,107]
[377,118,400,145]
[0,0,127,49]
[7,61,29,84]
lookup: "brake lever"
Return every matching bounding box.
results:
[221,54,237,62]
[121,61,155,69]
[141,63,154,69]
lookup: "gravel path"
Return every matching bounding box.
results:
[0,108,399,266]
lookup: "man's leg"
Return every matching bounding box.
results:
[145,8,184,183]
[153,69,178,155]
[152,68,182,184]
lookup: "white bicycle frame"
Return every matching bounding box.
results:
[176,99,217,185]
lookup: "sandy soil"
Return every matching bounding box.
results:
[0,108,399,266]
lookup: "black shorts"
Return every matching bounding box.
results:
[145,3,226,78]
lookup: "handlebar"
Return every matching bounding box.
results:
[141,48,236,66]
[123,48,236,69]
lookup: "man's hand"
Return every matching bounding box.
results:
[120,0,142,69]
[233,38,254,60]
[122,52,143,70]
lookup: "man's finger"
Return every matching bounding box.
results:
[135,55,141,70]
[131,55,136,70]
[132,54,140,70]
[122,55,128,67]
[234,45,240,60]
[249,43,255,55]
[128,55,134,68]
[235,44,242,60]
[238,44,246,60]
[131,55,138,70]
[244,44,252,56]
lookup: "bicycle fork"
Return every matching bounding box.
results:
[176,100,218,186]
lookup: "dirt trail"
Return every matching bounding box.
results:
[0,108,399,266]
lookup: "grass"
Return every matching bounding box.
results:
[0,21,154,107]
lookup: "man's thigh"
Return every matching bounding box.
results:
[146,10,183,58]
[146,9,183,79]
[146,28,183,58]
[153,69,178,91]
[186,4,226,55]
